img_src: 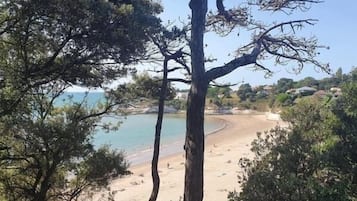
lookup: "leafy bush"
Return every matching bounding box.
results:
[230,84,357,201]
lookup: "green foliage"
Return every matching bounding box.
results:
[328,82,357,199]
[220,87,233,98]
[351,67,357,81]
[275,78,294,94]
[337,83,357,117]
[275,93,290,104]
[0,93,130,201]
[83,146,130,186]
[255,91,269,99]
[131,73,176,100]
[167,99,186,110]
[112,73,176,102]
[274,93,295,107]
[233,68,357,111]
[0,0,161,115]
[207,86,220,98]
[230,88,357,201]
[318,67,346,90]
[237,84,255,102]
[207,86,232,99]
[294,76,319,88]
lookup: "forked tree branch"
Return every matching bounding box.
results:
[206,42,262,81]
[259,19,316,37]
[206,19,329,82]
[206,0,250,35]
[216,0,231,21]
[149,34,192,76]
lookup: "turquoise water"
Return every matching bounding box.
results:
[93,114,223,154]
[58,92,224,156]
[55,92,105,107]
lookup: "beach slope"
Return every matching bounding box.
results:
[99,114,281,201]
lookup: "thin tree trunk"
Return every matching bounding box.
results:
[35,161,58,201]
[149,58,169,201]
[184,1,208,201]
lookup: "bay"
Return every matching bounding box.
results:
[58,92,224,156]
[93,114,223,154]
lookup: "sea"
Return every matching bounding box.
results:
[58,92,224,165]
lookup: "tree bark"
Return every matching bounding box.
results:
[149,58,169,201]
[184,81,208,201]
[184,1,208,201]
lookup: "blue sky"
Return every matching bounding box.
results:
[69,1,357,92]
[158,0,357,89]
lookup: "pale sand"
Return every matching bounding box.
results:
[98,114,282,201]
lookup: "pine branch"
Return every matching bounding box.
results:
[206,42,262,81]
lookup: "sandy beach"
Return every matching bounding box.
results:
[96,114,283,201]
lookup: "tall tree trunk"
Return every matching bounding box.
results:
[184,81,208,201]
[149,58,168,201]
[184,1,208,201]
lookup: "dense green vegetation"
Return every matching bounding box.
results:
[228,76,357,201]
[202,69,357,111]
[0,0,161,200]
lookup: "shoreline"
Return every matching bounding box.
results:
[126,115,227,166]
[96,114,283,201]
